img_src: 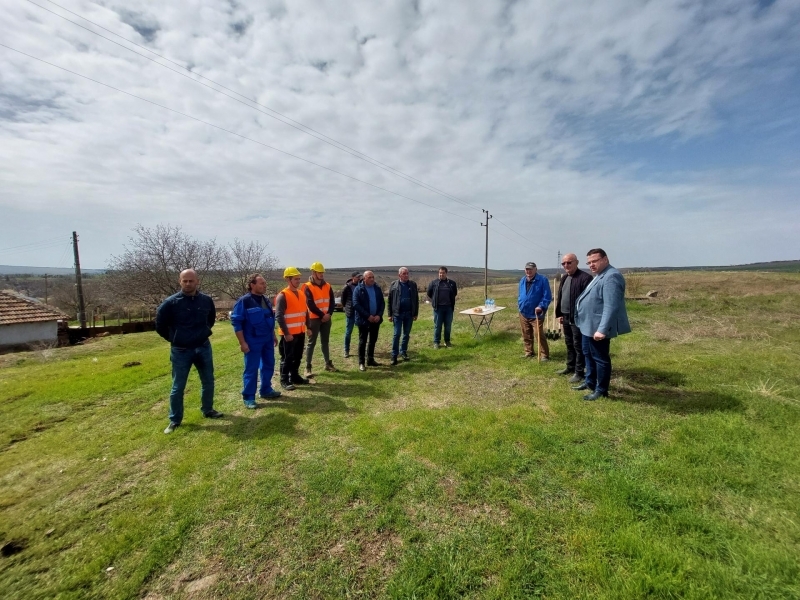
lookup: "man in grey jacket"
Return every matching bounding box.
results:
[574,248,631,401]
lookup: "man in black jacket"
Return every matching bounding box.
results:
[426,266,458,349]
[554,254,593,383]
[387,267,419,365]
[339,271,361,358]
[155,269,223,434]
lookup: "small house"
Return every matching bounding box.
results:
[0,291,67,350]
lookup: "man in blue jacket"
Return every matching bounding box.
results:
[574,248,631,401]
[517,262,552,361]
[155,269,223,434]
[352,270,385,371]
[231,273,281,409]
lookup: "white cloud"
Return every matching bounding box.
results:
[1,0,798,270]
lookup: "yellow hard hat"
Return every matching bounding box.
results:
[309,261,325,273]
[283,266,301,278]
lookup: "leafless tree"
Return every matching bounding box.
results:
[105,224,227,307]
[215,239,282,299]
[104,225,282,307]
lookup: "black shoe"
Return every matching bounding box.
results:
[401,353,409,361]
[203,410,224,419]
[583,391,607,401]
[539,357,550,363]
[344,351,350,358]
[390,357,398,366]
[522,354,534,359]
[571,383,593,391]
[291,376,310,385]
[164,422,180,434]
[367,360,381,367]
[260,390,282,399]
[568,374,583,383]
[555,368,574,375]
[445,342,453,348]
[359,364,366,372]
[280,381,296,391]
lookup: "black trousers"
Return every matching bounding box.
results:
[563,319,585,376]
[279,333,306,382]
[357,322,381,364]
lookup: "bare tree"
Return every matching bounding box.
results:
[215,239,282,299]
[105,224,227,307]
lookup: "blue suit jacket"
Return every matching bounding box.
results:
[575,265,631,339]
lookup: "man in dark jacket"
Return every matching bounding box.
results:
[155,269,223,434]
[231,273,281,409]
[352,270,385,371]
[426,266,458,349]
[554,253,593,383]
[339,271,361,358]
[387,267,419,365]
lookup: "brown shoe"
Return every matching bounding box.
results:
[325,362,338,372]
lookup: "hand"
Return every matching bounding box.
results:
[285,333,294,342]
[558,316,563,325]
[321,314,331,323]
[239,342,250,354]
[388,316,393,322]
[535,306,542,315]
[273,336,278,347]
[413,317,417,321]
[593,331,606,341]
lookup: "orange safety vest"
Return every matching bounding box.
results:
[277,287,307,336]
[303,280,331,319]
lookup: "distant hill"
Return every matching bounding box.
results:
[0,265,105,276]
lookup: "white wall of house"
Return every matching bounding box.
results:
[0,321,58,346]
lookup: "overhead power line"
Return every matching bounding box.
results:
[27,0,483,214]
[0,236,70,253]
[0,43,481,225]
[493,217,553,253]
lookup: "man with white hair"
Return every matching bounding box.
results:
[352,270,385,371]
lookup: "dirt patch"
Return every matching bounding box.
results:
[185,573,218,594]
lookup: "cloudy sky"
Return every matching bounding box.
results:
[1,0,799,270]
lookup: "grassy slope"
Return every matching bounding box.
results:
[1,272,799,599]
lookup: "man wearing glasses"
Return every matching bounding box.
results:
[574,248,631,401]
[554,253,593,383]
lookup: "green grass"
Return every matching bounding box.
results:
[1,272,799,599]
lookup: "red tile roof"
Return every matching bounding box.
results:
[0,291,68,325]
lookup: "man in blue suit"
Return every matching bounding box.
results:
[574,249,631,401]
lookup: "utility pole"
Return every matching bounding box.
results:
[43,273,49,305]
[481,209,492,301]
[72,231,87,328]
[557,250,561,272]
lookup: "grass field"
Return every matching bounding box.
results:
[1,271,799,599]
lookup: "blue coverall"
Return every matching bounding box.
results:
[231,293,277,401]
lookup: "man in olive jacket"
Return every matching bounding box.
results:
[387,267,419,365]
[155,269,223,434]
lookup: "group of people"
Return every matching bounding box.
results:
[518,248,631,402]
[155,249,629,434]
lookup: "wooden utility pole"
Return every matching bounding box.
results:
[72,231,87,328]
[43,273,49,305]
[481,209,492,301]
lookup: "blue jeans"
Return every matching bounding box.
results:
[344,313,356,354]
[242,337,275,401]
[433,305,454,344]
[169,341,215,424]
[582,335,611,396]
[391,312,413,357]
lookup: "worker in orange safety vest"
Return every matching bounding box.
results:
[302,261,337,378]
[275,267,309,390]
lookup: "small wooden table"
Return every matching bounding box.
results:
[459,305,506,338]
